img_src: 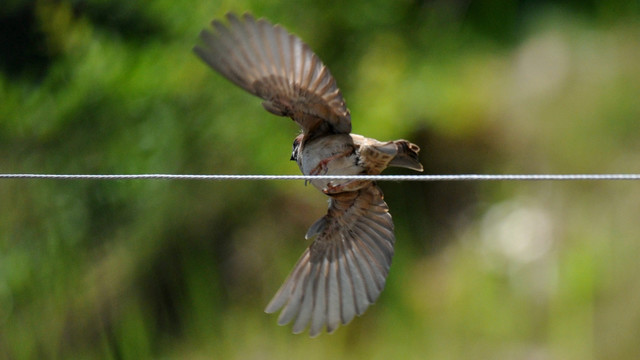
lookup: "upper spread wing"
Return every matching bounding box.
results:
[265,183,394,337]
[194,13,351,139]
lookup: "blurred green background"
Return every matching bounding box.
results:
[1,0,640,358]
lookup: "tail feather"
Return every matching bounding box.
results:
[388,140,423,171]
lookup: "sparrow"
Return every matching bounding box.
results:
[194,13,423,337]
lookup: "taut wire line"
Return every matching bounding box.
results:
[1,174,640,181]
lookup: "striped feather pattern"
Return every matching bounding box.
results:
[194,13,351,138]
[265,183,395,337]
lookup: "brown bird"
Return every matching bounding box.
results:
[194,13,423,337]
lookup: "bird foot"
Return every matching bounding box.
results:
[309,148,355,176]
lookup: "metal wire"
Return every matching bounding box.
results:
[1,174,640,181]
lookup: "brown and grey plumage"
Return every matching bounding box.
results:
[194,12,423,337]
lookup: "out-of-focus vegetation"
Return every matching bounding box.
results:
[1,0,640,358]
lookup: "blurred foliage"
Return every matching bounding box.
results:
[1,0,640,359]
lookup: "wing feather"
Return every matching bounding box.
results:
[291,260,317,333]
[335,239,357,322]
[309,257,328,337]
[194,13,351,138]
[342,238,369,315]
[274,251,309,325]
[326,246,341,332]
[265,183,395,335]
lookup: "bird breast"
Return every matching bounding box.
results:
[298,134,365,192]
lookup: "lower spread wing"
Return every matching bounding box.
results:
[194,13,351,138]
[265,183,395,337]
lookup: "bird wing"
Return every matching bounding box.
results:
[265,183,395,337]
[194,13,351,139]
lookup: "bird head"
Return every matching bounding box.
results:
[290,134,303,161]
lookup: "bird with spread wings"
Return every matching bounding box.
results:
[194,13,423,337]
